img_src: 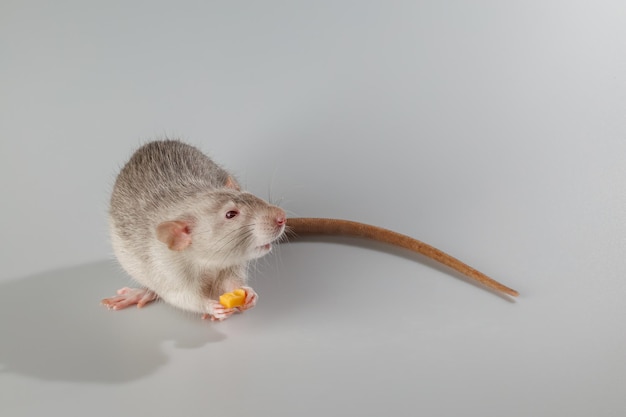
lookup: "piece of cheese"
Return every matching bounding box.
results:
[219,289,246,308]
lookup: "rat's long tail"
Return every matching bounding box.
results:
[286,217,519,297]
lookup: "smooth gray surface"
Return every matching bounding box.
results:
[2,1,626,416]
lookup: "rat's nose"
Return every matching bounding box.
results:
[271,207,286,227]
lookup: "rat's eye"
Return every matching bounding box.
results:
[225,210,239,219]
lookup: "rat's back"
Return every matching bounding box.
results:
[111,140,227,211]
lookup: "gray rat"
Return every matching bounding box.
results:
[102,140,517,321]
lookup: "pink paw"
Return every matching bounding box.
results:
[237,286,258,311]
[202,301,236,322]
[101,287,158,310]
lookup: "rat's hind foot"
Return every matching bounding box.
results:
[101,287,158,310]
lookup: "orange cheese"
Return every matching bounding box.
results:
[219,289,246,308]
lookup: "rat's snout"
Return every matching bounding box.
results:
[271,207,287,234]
[269,206,286,223]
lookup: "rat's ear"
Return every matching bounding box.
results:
[156,220,192,251]
[225,175,240,190]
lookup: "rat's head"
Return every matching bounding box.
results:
[155,189,286,267]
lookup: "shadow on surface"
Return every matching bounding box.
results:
[0,261,227,383]
[0,238,514,384]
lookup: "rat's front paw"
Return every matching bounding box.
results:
[237,286,258,311]
[202,300,235,321]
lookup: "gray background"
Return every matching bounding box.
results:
[1,1,625,416]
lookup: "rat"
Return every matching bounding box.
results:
[102,140,518,321]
